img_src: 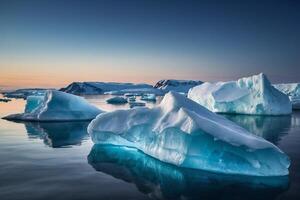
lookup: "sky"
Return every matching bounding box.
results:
[0,0,299,89]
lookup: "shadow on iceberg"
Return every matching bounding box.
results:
[222,114,291,145]
[23,121,89,148]
[88,144,289,200]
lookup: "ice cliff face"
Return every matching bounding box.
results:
[3,90,103,121]
[274,83,300,109]
[154,79,202,94]
[188,73,292,115]
[88,91,290,176]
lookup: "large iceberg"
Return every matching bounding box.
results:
[88,91,290,176]
[3,90,103,121]
[274,83,300,109]
[188,73,292,115]
[154,79,203,94]
[60,82,154,95]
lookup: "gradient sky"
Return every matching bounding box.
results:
[0,0,299,89]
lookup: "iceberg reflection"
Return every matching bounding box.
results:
[88,144,289,200]
[223,114,291,145]
[23,121,89,148]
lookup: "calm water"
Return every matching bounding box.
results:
[0,95,299,200]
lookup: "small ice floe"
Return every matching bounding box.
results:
[141,93,156,102]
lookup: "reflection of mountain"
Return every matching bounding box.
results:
[24,122,89,148]
[222,114,291,145]
[88,144,289,200]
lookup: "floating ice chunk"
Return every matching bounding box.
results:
[88,91,290,176]
[127,96,136,102]
[141,93,156,102]
[3,90,103,121]
[274,83,300,109]
[106,96,127,104]
[188,73,292,115]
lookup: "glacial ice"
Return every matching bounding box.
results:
[106,96,127,104]
[25,95,45,113]
[88,91,290,176]
[274,83,300,109]
[3,90,103,121]
[141,93,156,101]
[188,73,292,115]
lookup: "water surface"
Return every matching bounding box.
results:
[0,95,299,200]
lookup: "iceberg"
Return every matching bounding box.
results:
[274,83,300,109]
[106,96,127,104]
[3,90,103,121]
[140,93,156,102]
[188,73,292,115]
[88,91,290,176]
[154,79,203,94]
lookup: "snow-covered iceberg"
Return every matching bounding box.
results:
[106,96,127,104]
[3,90,103,121]
[274,83,300,109]
[154,79,202,94]
[88,91,290,176]
[60,82,154,95]
[188,73,292,115]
